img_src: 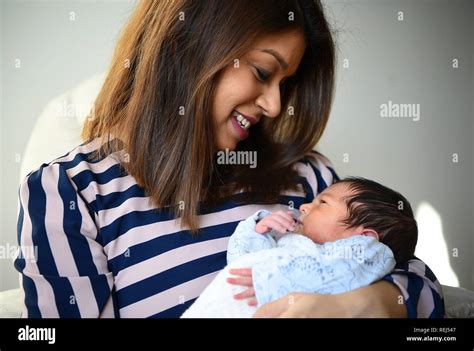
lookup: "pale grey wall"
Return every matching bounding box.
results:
[1,0,472,292]
[318,0,473,289]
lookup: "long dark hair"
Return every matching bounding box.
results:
[82,0,336,234]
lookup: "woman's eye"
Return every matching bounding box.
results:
[255,67,270,82]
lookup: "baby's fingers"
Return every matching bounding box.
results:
[233,287,255,300]
[263,216,295,233]
[227,276,253,287]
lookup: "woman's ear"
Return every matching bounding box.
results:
[360,228,379,240]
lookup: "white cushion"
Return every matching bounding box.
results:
[442,285,474,318]
[19,73,105,181]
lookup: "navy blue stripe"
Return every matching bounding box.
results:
[22,274,41,318]
[429,286,445,318]
[53,140,118,170]
[27,168,59,277]
[92,184,146,212]
[89,274,113,315]
[308,162,329,195]
[58,168,99,276]
[59,167,115,316]
[99,192,308,248]
[327,166,340,182]
[15,192,27,273]
[27,167,81,318]
[404,272,425,318]
[41,276,80,318]
[151,298,197,318]
[99,208,174,247]
[72,164,128,192]
[295,175,315,202]
[17,190,24,245]
[116,252,226,308]
[424,262,438,283]
[395,260,410,272]
[108,222,236,274]
[14,254,26,273]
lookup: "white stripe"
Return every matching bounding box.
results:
[18,175,59,316]
[68,278,100,317]
[389,274,409,301]
[279,186,305,197]
[417,282,435,318]
[41,164,80,277]
[19,180,39,275]
[98,196,155,227]
[23,271,60,318]
[119,271,220,318]
[301,162,318,197]
[66,150,123,178]
[18,274,27,318]
[104,203,289,259]
[310,151,333,169]
[41,164,102,317]
[115,237,229,290]
[312,157,334,188]
[80,174,138,204]
[406,260,442,295]
[50,138,101,165]
[98,272,116,318]
[99,295,116,318]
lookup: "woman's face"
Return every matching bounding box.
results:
[212,29,306,151]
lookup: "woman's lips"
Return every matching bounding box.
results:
[230,114,249,140]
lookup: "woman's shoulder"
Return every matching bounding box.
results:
[298,150,336,170]
[294,150,339,198]
[19,137,127,198]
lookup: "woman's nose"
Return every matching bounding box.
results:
[255,85,281,118]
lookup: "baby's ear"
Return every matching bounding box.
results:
[360,228,379,240]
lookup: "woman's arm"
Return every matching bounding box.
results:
[14,163,114,318]
[253,281,407,318]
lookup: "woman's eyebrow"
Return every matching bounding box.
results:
[259,48,289,70]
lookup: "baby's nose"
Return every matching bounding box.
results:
[299,203,310,213]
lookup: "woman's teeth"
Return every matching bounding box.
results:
[233,112,251,130]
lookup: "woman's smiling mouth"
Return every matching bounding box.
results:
[230,111,258,140]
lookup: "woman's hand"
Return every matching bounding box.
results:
[226,268,257,306]
[252,292,347,318]
[255,210,297,234]
[253,281,407,318]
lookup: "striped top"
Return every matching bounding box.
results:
[14,138,444,318]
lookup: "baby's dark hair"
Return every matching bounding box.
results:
[337,177,418,264]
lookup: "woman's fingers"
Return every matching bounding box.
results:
[252,295,291,318]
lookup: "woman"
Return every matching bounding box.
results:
[14,0,443,318]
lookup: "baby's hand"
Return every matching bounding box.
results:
[227,268,257,306]
[255,210,297,234]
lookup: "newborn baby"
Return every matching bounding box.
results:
[181,177,418,318]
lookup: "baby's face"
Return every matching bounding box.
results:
[298,182,357,244]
